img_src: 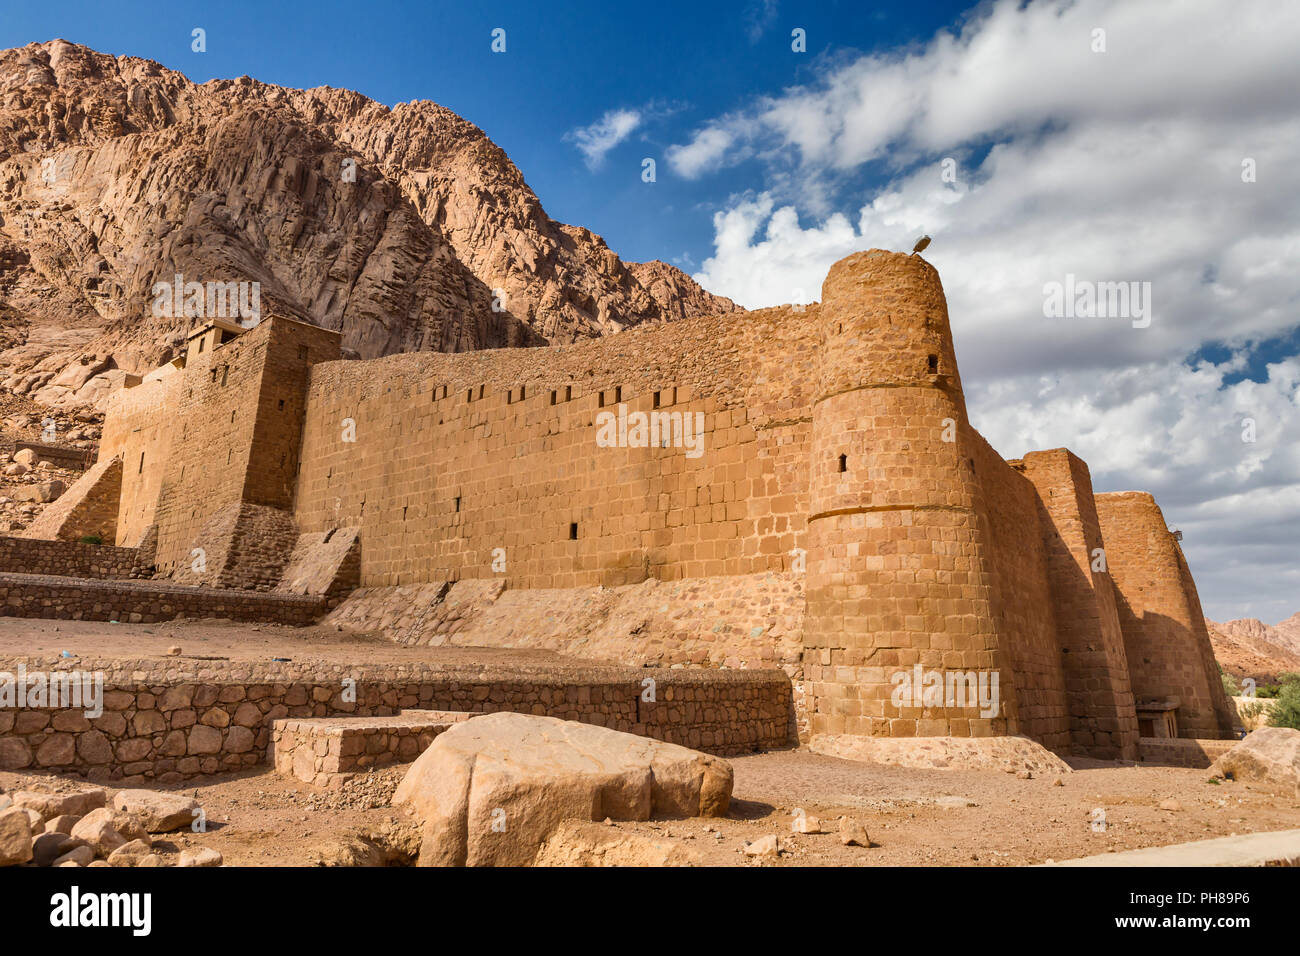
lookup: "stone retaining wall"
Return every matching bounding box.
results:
[1137,736,1240,769]
[0,572,324,625]
[0,656,793,783]
[272,710,473,787]
[0,535,144,579]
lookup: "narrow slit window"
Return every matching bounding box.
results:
[927,354,938,373]
[838,454,847,473]
[569,522,578,540]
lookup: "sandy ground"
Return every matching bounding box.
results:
[0,617,601,667]
[3,619,1298,866]
[3,746,1297,867]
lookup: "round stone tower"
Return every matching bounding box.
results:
[804,249,1009,740]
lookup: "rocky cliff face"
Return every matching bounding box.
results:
[1208,615,1300,683]
[0,40,740,409]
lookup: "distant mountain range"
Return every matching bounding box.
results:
[1207,613,1300,685]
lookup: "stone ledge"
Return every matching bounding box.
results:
[271,709,474,787]
[0,572,324,625]
[1138,736,1240,769]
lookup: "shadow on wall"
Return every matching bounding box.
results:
[1110,598,1237,739]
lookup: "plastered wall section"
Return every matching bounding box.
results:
[293,305,821,589]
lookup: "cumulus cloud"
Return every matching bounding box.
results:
[682,0,1300,619]
[567,108,643,170]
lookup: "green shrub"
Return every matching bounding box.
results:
[1268,675,1300,731]
[78,534,103,545]
[1219,665,1240,698]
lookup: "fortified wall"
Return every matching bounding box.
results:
[50,249,1236,759]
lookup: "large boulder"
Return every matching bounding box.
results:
[392,713,733,866]
[111,790,199,833]
[1211,727,1300,794]
[0,808,33,866]
[69,808,127,857]
[12,789,105,819]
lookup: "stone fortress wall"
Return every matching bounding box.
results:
[58,249,1238,758]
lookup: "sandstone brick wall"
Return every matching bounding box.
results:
[1138,736,1239,768]
[169,502,300,591]
[108,319,340,581]
[1019,450,1140,759]
[20,455,123,543]
[98,364,183,547]
[1095,492,1236,739]
[803,252,1008,741]
[0,572,323,624]
[0,535,143,579]
[971,437,1072,752]
[292,302,820,589]
[0,656,793,782]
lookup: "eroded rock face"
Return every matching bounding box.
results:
[1211,727,1300,794]
[0,40,741,410]
[392,713,733,866]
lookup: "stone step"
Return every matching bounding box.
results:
[271,709,473,788]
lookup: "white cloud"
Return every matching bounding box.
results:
[666,126,739,179]
[684,0,1300,620]
[567,108,643,170]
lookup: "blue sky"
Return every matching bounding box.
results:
[0,0,974,269]
[2,0,1298,622]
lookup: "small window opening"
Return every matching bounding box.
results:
[278,399,285,410]
[838,454,847,473]
[927,354,938,373]
[565,386,572,402]
[615,386,622,403]
[550,390,557,406]
[569,522,579,540]
[454,496,461,513]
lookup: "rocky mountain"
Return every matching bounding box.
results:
[0,40,740,409]
[1207,615,1300,684]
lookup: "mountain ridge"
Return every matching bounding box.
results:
[0,39,740,409]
